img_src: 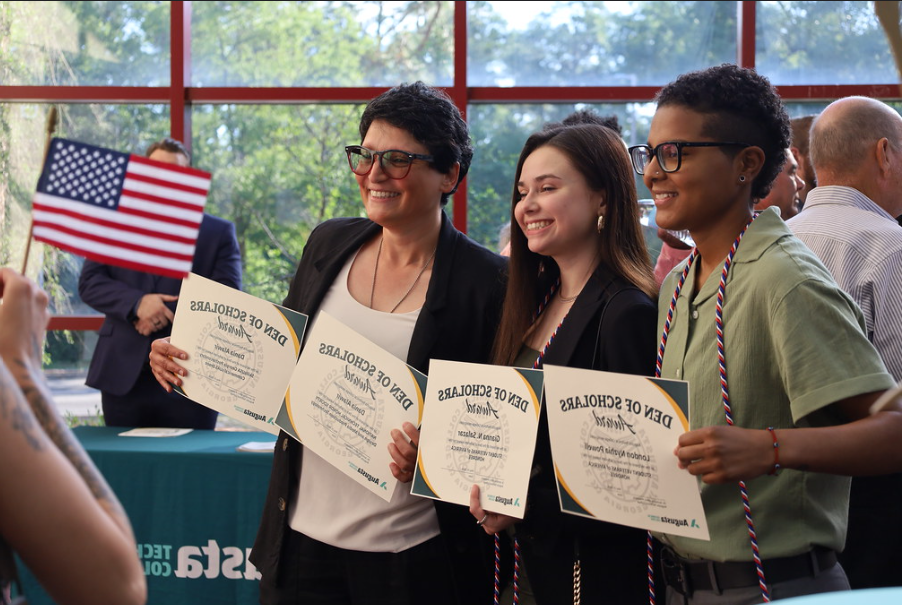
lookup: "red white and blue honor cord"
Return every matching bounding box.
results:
[651,213,771,604]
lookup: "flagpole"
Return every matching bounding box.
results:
[21,105,58,275]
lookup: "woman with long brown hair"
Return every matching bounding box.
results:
[471,110,658,604]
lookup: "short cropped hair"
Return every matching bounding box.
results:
[655,64,791,200]
[358,82,473,206]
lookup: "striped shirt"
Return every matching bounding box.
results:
[788,186,902,381]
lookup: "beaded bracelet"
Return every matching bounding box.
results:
[766,426,781,476]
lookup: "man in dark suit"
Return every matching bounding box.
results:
[78,138,242,429]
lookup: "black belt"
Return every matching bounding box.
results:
[660,545,837,596]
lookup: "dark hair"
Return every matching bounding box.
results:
[790,115,816,156]
[358,81,473,206]
[492,111,657,365]
[145,137,190,163]
[541,109,624,136]
[655,64,791,200]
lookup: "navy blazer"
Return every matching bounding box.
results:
[79,213,242,396]
[250,212,508,604]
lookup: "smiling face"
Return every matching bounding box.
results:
[355,119,458,231]
[514,145,603,263]
[643,105,755,243]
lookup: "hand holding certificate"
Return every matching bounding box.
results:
[276,311,426,501]
[169,273,308,433]
[544,365,709,540]
[412,360,543,519]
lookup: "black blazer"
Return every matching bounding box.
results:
[250,212,507,603]
[517,263,658,549]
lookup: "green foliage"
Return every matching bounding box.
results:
[64,405,105,428]
[757,1,896,84]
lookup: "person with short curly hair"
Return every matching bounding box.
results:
[629,64,902,604]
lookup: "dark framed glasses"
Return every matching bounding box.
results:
[344,145,434,180]
[628,141,751,175]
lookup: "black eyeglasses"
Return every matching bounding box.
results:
[628,141,751,175]
[344,145,434,180]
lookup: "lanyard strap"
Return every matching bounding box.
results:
[650,213,771,603]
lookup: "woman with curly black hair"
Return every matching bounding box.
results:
[628,64,902,604]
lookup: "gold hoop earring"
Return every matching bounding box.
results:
[597,214,605,232]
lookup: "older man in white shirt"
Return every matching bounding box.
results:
[788,96,902,590]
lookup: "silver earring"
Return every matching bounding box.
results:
[597,214,605,232]
[739,175,746,182]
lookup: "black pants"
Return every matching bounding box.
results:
[516,524,653,604]
[260,530,459,605]
[838,473,902,588]
[101,365,218,430]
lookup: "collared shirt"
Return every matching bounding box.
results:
[788,185,902,381]
[656,208,894,562]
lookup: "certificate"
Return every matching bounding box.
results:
[412,360,543,519]
[170,272,308,434]
[543,365,709,540]
[276,311,426,501]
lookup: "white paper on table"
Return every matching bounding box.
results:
[170,272,308,434]
[411,359,543,519]
[275,311,426,501]
[544,365,708,540]
[236,440,277,453]
[118,427,193,437]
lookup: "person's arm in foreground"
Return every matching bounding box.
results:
[0,268,146,605]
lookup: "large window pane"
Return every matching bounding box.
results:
[466,102,658,259]
[757,1,897,85]
[468,1,736,87]
[1,1,170,86]
[191,1,454,87]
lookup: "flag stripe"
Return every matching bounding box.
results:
[123,176,208,207]
[114,203,203,229]
[128,154,212,185]
[33,203,198,254]
[125,171,210,198]
[120,186,207,214]
[33,228,194,273]
[35,221,194,261]
[34,193,201,238]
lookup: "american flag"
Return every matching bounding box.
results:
[32,137,212,278]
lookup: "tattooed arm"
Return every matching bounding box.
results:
[0,269,146,605]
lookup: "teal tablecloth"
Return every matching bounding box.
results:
[18,426,276,605]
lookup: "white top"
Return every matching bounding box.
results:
[289,251,441,552]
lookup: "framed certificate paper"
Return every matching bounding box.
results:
[412,360,543,519]
[544,365,709,540]
[170,273,308,434]
[276,311,426,501]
